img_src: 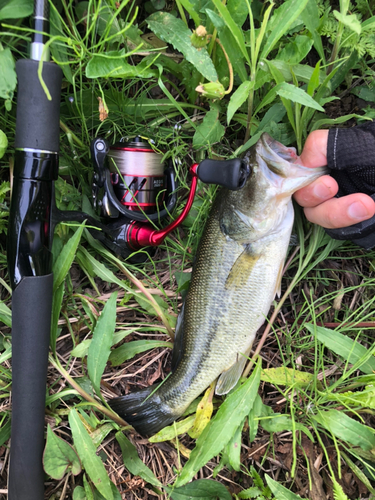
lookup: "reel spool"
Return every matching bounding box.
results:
[108,137,166,213]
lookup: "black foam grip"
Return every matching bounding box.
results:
[8,274,53,500]
[197,158,248,190]
[15,59,62,152]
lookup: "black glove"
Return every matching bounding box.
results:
[325,121,375,249]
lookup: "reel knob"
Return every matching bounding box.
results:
[197,158,250,190]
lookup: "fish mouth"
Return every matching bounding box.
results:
[256,133,329,194]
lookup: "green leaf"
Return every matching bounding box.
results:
[0,301,11,327]
[53,224,85,292]
[276,35,313,65]
[78,247,131,292]
[69,410,114,500]
[261,367,315,387]
[300,0,325,62]
[341,451,375,495]
[311,410,375,451]
[87,293,117,396]
[0,419,11,447]
[134,292,168,314]
[276,82,324,111]
[227,0,248,26]
[0,0,32,20]
[86,51,157,79]
[178,0,201,26]
[210,0,249,64]
[305,323,375,374]
[149,414,196,442]
[0,130,7,159]
[73,486,87,500]
[260,413,314,442]
[43,425,81,480]
[227,81,254,125]
[109,339,173,366]
[205,8,248,83]
[225,419,245,471]
[83,474,94,500]
[311,114,369,132]
[333,11,361,34]
[51,282,64,354]
[169,479,232,500]
[307,60,321,97]
[237,487,263,499]
[50,7,73,84]
[147,12,217,81]
[261,0,309,59]
[248,394,263,443]
[174,360,261,487]
[0,48,16,100]
[72,339,93,358]
[265,475,303,499]
[115,432,162,488]
[193,102,225,149]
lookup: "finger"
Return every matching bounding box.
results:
[304,193,375,229]
[294,175,338,208]
[299,129,329,168]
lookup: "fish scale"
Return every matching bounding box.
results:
[109,133,327,436]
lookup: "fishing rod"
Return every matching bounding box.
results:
[7,0,62,497]
[7,1,249,496]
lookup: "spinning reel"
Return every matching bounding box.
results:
[57,135,251,262]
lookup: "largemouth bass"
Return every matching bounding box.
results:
[109,133,327,436]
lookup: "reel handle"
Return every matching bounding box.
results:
[127,158,251,249]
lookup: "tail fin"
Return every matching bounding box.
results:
[108,385,175,437]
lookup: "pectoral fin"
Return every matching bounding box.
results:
[215,349,251,395]
[225,247,261,290]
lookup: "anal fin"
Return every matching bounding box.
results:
[274,260,284,299]
[215,349,251,395]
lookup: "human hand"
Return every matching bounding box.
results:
[294,130,375,228]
